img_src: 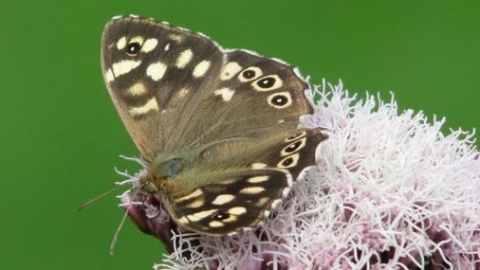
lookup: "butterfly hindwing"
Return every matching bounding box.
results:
[167,168,292,235]
[162,127,327,235]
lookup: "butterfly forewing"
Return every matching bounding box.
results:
[102,16,312,161]
[101,15,326,235]
[102,17,225,161]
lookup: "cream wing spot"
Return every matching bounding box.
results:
[228,206,247,216]
[240,186,265,195]
[130,36,145,45]
[169,34,184,43]
[247,176,270,183]
[220,62,242,80]
[164,43,170,51]
[128,98,159,116]
[255,197,269,207]
[105,68,114,83]
[116,36,127,50]
[220,215,238,223]
[192,60,211,78]
[170,87,190,107]
[177,216,189,224]
[112,60,141,77]
[282,187,291,197]
[252,163,267,169]
[146,62,167,81]
[186,209,218,222]
[127,82,147,96]
[176,189,203,203]
[214,87,235,102]
[271,199,282,209]
[185,198,204,208]
[176,49,193,68]
[209,221,225,228]
[212,194,235,205]
[178,88,190,98]
[218,178,238,185]
[141,38,158,53]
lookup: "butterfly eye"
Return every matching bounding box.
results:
[126,42,142,56]
[286,140,302,153]
[252,75,283,92]
[272,95,287,105]
[239,66,262,82]
[277,153,300,168]
[212,212,229,221]
[285,131,307,142]
[281,157,294,167]
[267,92,292,109]
[243,70,256,79]
[257,77,275,88]
[281,137,307,156]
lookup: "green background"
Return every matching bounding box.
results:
[1,1,478,269]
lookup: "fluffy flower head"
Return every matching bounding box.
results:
[119,81,480,270]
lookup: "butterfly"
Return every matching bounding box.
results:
[100,15,327,236]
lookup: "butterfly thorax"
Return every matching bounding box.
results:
[139,153,186,193]
[140,151,218,201]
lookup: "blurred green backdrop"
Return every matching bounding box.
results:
[0,1,478,269]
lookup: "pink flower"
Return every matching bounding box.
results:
[119,80,480,270]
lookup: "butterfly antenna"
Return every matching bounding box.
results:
[76,183,130,212]
[109,185,144,255]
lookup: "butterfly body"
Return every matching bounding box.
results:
[101,15,327,236]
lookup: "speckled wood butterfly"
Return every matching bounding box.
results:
[100,15,327,236]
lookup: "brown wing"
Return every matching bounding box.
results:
[101,16,312,162]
